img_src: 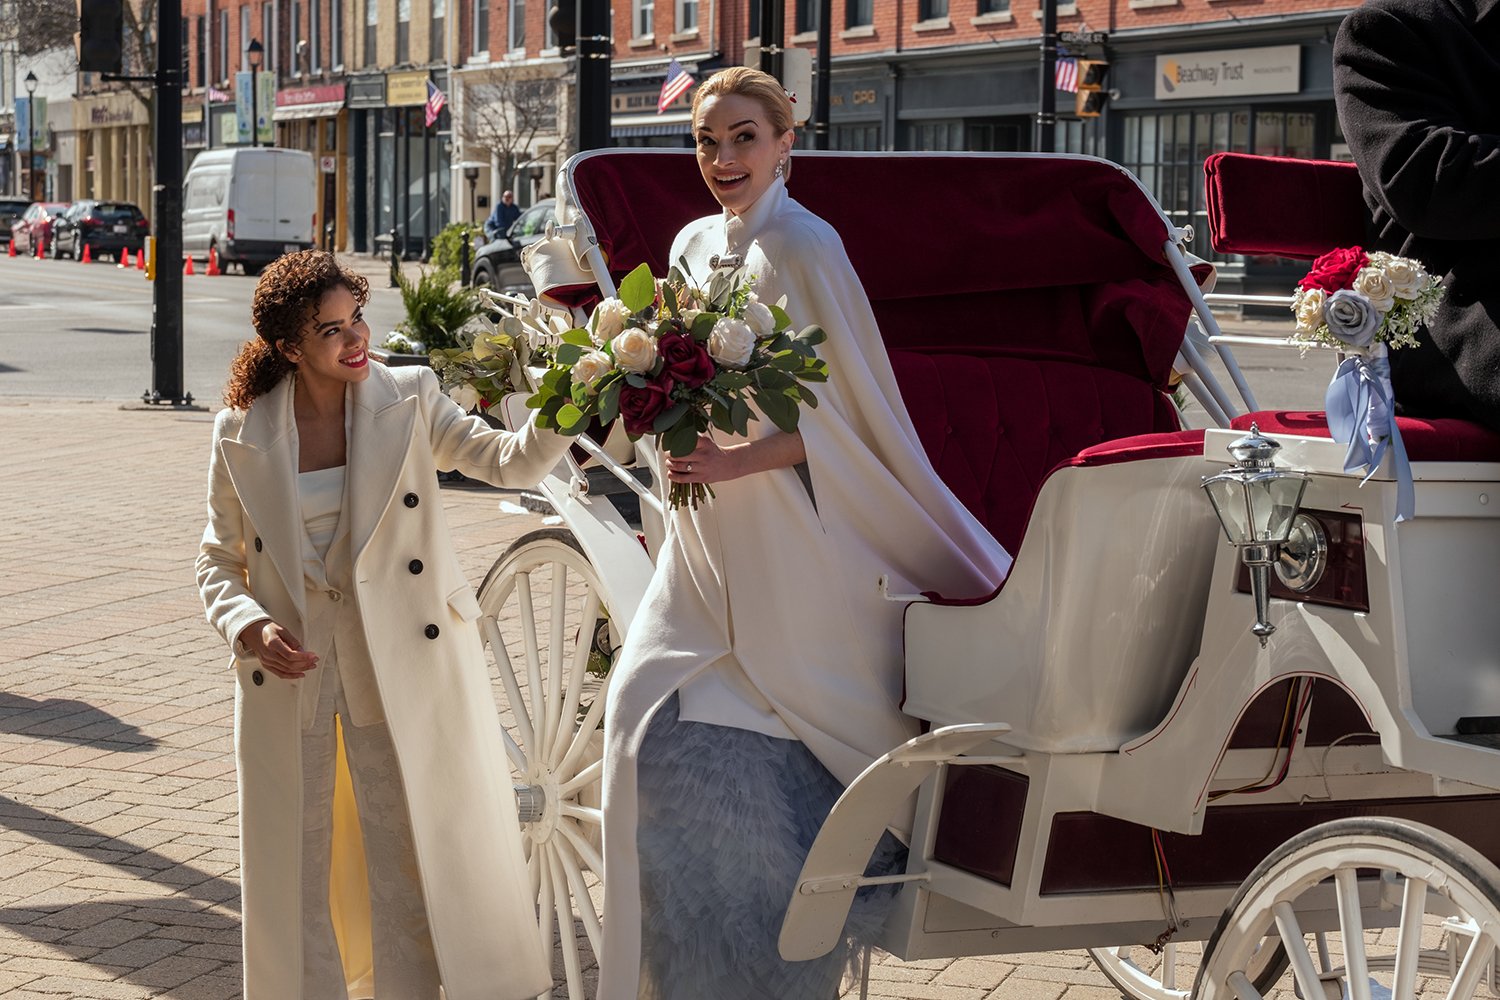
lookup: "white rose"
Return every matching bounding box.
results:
[592,297,632,343]
[572,349,614,390]
[708,317,755,367]
[742,300,776,339]
[1351,266,1396,314]
[1383,257,1427,300]
[611,328,658,373]
[448,383,482,411]
[1293,287,1327,334]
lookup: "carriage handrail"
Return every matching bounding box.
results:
[1166,238,1258,416]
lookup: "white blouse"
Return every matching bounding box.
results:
[298,465,346,562]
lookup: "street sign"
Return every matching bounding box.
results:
[1059,30,1109,45]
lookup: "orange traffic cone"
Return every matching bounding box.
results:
[183,255,194,276]
[81,243,92,264]
[118,248,132,269]
[6,239,14,258]
[206,246,221,276]
[137,246,147,271]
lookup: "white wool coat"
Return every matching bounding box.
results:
[596,178,1014,998]
[197,363,565,1000]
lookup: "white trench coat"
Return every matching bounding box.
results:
[197,363,564,1000]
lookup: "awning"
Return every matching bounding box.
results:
[274,101,345,121]
[610,112,692,137]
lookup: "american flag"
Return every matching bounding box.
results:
[1055,56,1079,93]
[658,59,695,114]
[425,80,448,128]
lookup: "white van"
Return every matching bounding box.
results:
[182,147,317,274]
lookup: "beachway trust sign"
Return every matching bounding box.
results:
[1154,45,1300,101]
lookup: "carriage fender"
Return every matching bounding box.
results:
[778,723,1012,963]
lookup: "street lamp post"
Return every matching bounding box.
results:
[245,39,264,147]
[23,71,38,201]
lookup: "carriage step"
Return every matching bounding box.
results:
[1456,715,1500,735]
[1440,731,1500,750]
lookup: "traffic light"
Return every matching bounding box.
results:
[1075,60,1110,117]
[79,0,124,75]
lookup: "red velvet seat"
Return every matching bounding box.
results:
[564,151,1203,555]
[1229,411,1500,463]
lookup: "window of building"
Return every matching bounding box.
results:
[331,0,343,67]
[196,16,206,86]
[677,0,698,31]
[977,0,1008,13]
[218,9,230,82]
[509,0,525,51]
[845,0,872,27]
[1121,109,1253,260]
[902,119,963,150]
[832,123,881,150]
[263,4,276,72]
[918,0,948,19]
[795,0,817,33]
[310,0,321,71]
[634,0,653,37]
[432,0,447,61]
[397,0,411,63]
[365,0,379,65]
[473,0,490,54]
[289,0,302,75]
[239,6,250,68]
[748,0,759,36]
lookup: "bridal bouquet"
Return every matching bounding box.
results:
[1290,246,1443,352]
[526,260,829,509]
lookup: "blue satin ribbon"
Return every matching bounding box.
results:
[1324,353,1414,522]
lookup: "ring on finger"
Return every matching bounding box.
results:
[686,463,694,472]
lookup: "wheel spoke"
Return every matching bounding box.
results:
[558,758,603,798]
[1446,927,1496,1000]
[516,572,546,756]
[550,845,586,1000]
[561,803,603,827]
[1162,940,1176,990]
[1226,971,1265,1000]
[1335,869,1372,1000]
[550,590,601,764]
[482,615,535,767]
[1274,900,1326,1000]
[544,562,568,752]
[557,674,610,779]
[553,835,603,955]
[536,846,556,982]
[1391,877,1427,1000]
[558,818,605,876]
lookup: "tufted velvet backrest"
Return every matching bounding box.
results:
[565,150,1196,552]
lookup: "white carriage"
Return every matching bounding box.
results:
[472,149,1500,1000]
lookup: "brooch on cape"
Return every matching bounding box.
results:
[708,253,743,271]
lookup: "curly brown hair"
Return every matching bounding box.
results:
[223,251,371,409]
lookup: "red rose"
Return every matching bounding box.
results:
[657,329,716,389]
[1298,246,1369,293]
[619,373,677,436]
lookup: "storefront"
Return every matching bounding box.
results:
[275,83,349,251]
[349,70,451,257]
[610,56,721,147]
[73,91,152,210]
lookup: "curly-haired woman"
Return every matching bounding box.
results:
[196,251,565,1000]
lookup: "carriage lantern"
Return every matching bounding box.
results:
[1201,424,1310,647]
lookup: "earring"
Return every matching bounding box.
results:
[775,159,785,179]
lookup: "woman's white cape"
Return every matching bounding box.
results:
[596,177,1012,999]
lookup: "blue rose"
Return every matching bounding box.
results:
[1324,289,1380,349]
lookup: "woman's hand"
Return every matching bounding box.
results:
[238,619,319,679]
[664,431,807,485]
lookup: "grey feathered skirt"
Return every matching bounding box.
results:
[635,693,907,1000]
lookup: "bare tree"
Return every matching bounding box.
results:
[463,70,564,193]
[0,0,75,56]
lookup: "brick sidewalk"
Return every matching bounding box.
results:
[3,398,1311,1000]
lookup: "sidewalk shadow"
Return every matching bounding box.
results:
[0,695,157,751]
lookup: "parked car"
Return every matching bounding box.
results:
[471,199,557,294]
[0,198,31,245]
[52,200,150,260]
[183,147,316,274]
[10,202,70,256]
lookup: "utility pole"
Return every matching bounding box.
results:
[576,0,610,151]
[811,0,830,149]
[757,0,784,82]
[142,0,189,403]
[1034,0,1057,152]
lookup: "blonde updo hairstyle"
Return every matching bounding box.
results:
[690,66,796,181]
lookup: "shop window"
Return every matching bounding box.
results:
[634,0,654,37]
[748,0,759,37]
[795,0,817,33]
[832,123,882,150]
[918,0,948,20]
[678,0,699,31]
[472,0,489,55]
[846,0,872,26]
[966,119,1026,151]
[509,0,525,51]
[1121,108,1252,261]
[903,120,963,150]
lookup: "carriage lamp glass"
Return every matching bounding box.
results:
[1202,424,1310,646]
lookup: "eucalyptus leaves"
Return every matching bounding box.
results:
[527,260,830,509]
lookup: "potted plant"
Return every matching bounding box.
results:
[373,267,488,366]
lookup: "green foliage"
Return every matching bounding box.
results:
[429,222,484,280]
[396,267,485,351]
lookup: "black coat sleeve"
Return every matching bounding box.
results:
[1334,4,1500,240]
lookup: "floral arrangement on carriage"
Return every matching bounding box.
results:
[1289,246,1445,521]
[523,260,830,509]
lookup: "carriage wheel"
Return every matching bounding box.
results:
[1088,935,1287,1000]
[1195,817,1500,1000]
[477,527,616,1000]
